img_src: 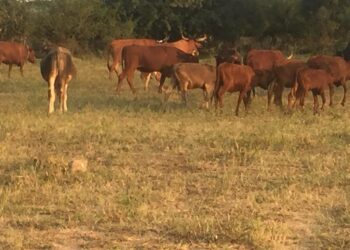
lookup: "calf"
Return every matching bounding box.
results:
[165,63,216,109]
[214,62,255,116]
[40,47,76,115]
[288,68,334,114]
[0,41,35,77]
[307,55,349,106]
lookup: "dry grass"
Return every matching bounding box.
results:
[0,57,349,249]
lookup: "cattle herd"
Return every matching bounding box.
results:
[0,37,349,115]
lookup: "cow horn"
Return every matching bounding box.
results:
[196,34,207,42]
[192,50,199,56]
[181,33,189,41]
[287,52,293,60]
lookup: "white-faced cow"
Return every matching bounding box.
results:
[40,47,76,115]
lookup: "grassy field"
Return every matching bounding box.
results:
[0,57,349,249]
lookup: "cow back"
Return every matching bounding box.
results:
[217,62,255,92]
[173,63,216,88]
[40,47,76,83]
[307,55,348,81]
[247,49,286,71]
[0,41,34,65]
[164,39,202,55]
[122,45,198,75]
[274,60,306,88]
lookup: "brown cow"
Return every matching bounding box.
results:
[107,38,160,79]
[116,45,199,95]
[288,68,334,114]
[246,49,292,108]
[270,59,306,108]
[214,62,255,116]
[107,34,206,79]
[40,47,76,115]
[307,55,350,106]
[246,49,291,89]
[0,41,35,77]
[165,63,216,109]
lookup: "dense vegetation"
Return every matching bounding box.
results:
[0,0,350,55]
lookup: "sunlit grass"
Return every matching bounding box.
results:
[0,57,349,249]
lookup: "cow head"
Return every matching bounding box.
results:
[179,33,207,55]
[27,47,36,63]
[216,48,243,66]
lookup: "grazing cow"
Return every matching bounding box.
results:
[270,59,306,107]
[117,45,199,95]
[214,62,255,116]
[165,63,216,109]
[215,48,243,66]
[0,41,35,77]
[40,47,76,115]
[107,34,206,79]
[288,68,334,114]
[307,55,350,106]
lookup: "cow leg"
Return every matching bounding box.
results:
[235,91,245,116]
[59,82,65,113]
[215,87,226,111]
[299,90,306,110]
[274,84,284,107]
[312,90,319,114]
[48,75,57,115]
[181,81,189,106]
[158,74,165,93]
[320,90,326,111]
[20,65,24,77]
[8,64,12,78]
[142,73,151,91]
[341,82,347,106]
[203,83,212,110]
[243,91,250,113]
[63,83,69,112]
[329,84,334,106]
[116,71,126,94]
[158,74,167,93]
[267,81,275,110]
[126,72,137,96]
[109,61,120,80]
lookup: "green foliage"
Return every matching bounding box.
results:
[0,0,349,54]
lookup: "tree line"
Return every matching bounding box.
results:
[0,0,349,56]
